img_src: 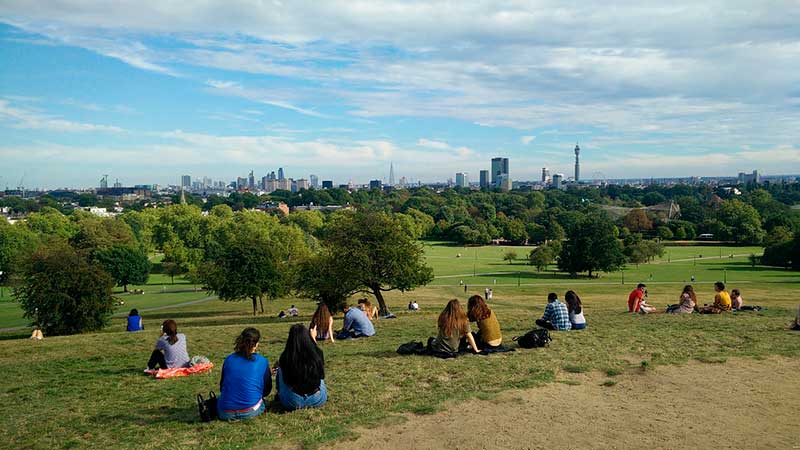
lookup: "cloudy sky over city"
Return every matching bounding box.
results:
[1,1,799,188]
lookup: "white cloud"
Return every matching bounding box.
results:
[520,135,536,145]
[0,99,124,133]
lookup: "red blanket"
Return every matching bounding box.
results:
[144,362,214,379]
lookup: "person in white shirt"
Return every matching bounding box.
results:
[565,290,586,330]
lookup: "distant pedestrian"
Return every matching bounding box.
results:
[464,284,468,293]
[691,275,696,282]
[488,289,493,300]
[288,305,298,316]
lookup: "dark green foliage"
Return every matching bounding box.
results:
[761,232,799,269]
[559,213,625,277]
[94,246,151,291]
[0,220,39,284]
[14,242,115,335]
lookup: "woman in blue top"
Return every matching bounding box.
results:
[126,309,143,332]
[276,324,327,410]
[218,328,272,421]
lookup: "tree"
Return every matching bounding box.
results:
[716,199,765,244]
[623,209,653,232]
[656,226,674,240]
[316,211,434,315]
[0,221,39,285]
[761,231,799,269]
[70,216,136,257]
[95,246,151,292]
[559,214,625,277]
[503,250,518,264]
[295,248,361,311]
[528,245,555,271]
[642,192,666,206]
[14,242,115,335]
[503,219,528,245]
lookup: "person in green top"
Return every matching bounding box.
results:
[428,299,479,356]
[467,295,502,348]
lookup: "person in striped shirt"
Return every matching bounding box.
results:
[536,293,572,331]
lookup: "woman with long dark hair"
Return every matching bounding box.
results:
[126,308,143,332]
[309,303,335,344]
[276,324,327,410]
[467,295,502,348]
[147,319,190,369]
[428,299,479,355]
[218,327,271,421]
[565,290,586,330]
[668,285,697,314]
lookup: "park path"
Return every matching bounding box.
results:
[0,295,217,333]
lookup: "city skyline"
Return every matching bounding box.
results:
[2,2,800,189]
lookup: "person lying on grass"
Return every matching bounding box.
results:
[536,293,572,330]
[336,303,375,339]
[218,328,271,421]
[147,320,190,370]
[275,324,327,410]
[309,303,335,344]
[667,285,696,314]
[467,295,502,348]
[428,299,480,355]
[699,281,732,314]
[565,290,587,329]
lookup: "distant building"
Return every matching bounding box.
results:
[455,172,468,188]
[276,178,292,191]
[574,143,581,182]
[491,157,509,188]
[541,167,550,184]
[278,167,285,180]
[389,162,396,187]
[500,176,512,192]
[181,175,191,188]
[552,173,564,189]
[322,180,334,189]
[296,178,310,191]
[236,177,248,190]
[261,176,270,190]
[479,170,489,189]
[737,170,760,184]
[248,171,255,189]
[309,174,319,189]
[369,179,382,190]
[257,201,289,216]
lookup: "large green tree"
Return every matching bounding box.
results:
[317,210,433,315]
[717,199,765,244]
[0,220,39,284]
[95,245,151,292]
[559,214,625,277]
[14,242,115,335]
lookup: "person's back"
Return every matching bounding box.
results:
[278,324,327,410]
[344,307,375,337]
[628,288,644,312]
[156,333,190,368]
[546,301,571,330]
[219,353,269,411]
[476,310,502,345]
[126,314,143,332]
[714,286,732,311]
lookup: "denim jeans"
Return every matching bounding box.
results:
[218,398,265,421]
[571,323,587,330]
[276,368,327,410]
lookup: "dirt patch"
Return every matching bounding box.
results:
[331,357,800,450]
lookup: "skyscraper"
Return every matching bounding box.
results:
[479,170,489,188]
[541,167,550,184]
[248,170,255,189]
[389,162,395,187]
[455,172,468,188]
[552,173,563,189]
[491,157,509,187]
[309,174,319,189]
[369,179,382,190]
[322,180,333,189]
[574,143,581,182]
[278,167,285,180]
[181,175,191,188]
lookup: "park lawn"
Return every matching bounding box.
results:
[0,276,799,449]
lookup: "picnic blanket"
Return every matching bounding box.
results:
[144,362,214,379]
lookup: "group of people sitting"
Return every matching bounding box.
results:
[627,281,759,315]
[535,291,586,331]
[427,295,503,356]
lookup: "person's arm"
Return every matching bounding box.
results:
[465,331,480,353]
[541,303,553,322]
[328,317,335,343]
[263,362,273,398]
[139,317,143,330]
[219,363,225,391]
[342,311,353,331]
[309,325,318,343]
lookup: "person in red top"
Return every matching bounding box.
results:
[628,284,647,312]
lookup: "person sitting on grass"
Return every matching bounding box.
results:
[336,303,375,339]
[309,303,335,344]
[467,295,502,348]
[275,324,327,410]
[731,289,744,310]
[218,327,271,421]
[627,283,647,313]
[358,298,379,321]
[288,305,298,317]
[791,305,800,331]
[699,281,732,314]
[30,326,43,340]
[536,293,572,330]
[428,299,479,355]
[147,319,190,370]
[126,308,143,332]
[667,285,696,314]
[565,290,586,330]
[411,300,419,311]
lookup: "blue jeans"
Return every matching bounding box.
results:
[572,323,587,330]
[277,368,327,410]
[336,330,368,340]
[218,398,265,421]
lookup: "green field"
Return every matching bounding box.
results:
[0,243,798,449]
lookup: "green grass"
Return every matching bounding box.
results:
[0,243,798,449]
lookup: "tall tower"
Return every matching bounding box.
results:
[574,143,581,182]
[389,162,395,187]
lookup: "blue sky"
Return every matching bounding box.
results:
[1,1,799,189]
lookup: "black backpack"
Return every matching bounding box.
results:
[397,340,427,355]
[197,391,218,422]
[513,328,552,349]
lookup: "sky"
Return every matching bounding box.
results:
[1,1,799,189]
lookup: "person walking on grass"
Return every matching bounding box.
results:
[147,319,190,370]
[536,293,571,331]
[309,303,335,344]
[667,285,696,314]
[467,295,502,349]
[565,290,586,330]
[218,328,271,421]
[428,299,480,355]
[336,303,375,339]
[275,324,327,410]
[699,281,732,314]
